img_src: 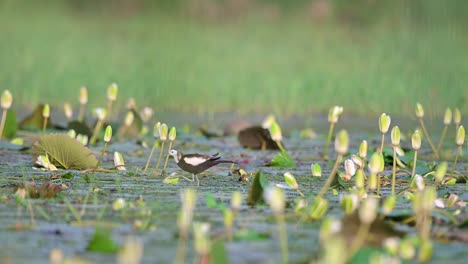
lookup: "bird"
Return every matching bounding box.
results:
[168,149,238,186]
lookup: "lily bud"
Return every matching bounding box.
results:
[311,163,322,177]
[112,198,126,211]
[335,129,349,155]
[114,151,125,171]
[76,134,88,145]
[443,108,452,125]
[43,104,50,118]
[411,130,421,150]
[368,173,377,190]
[340,194,358,215]
[159,123,168,141]
[359,140,368,159]
[379,113,391,134]
[104,125,112,143]
[355,169,365,189]
[391,126,400,146]
[169,127,177,141]
[415,103,424,118]
[328,105,343,123]
[284,172,299,190]
[382,195,397,215]
[453,108,461,126]
[231,191,242,211]
[264,186,285,214]
[1,90,13,109]
[79,86,88,105]
[64,103,73,120]
[261,114,275,129]
[124,111,134,126]
[456,125,465,146]
[368,152,381,175]
[95,108,107,121]
[107,83,118,101]
[379,153,385,173]
[359,196,378,224]
[153,122,161,138]
[309,196,328,219]
[269,121,282,142]
[434,162,447,183]
[67,129,76,138]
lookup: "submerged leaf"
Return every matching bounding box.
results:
[247,170,268,206]
[270,151,296,168]
[32,134,98,169]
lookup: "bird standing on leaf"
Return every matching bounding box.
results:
[168,149,239,186]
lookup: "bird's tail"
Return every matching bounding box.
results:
[215,160,240,165]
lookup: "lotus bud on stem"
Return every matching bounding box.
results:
[341,194,358,215]
[323,106,343,159]
[94,125,112,171]
[359,140,368,161]
[89,108,107,145]
[143,122,160,172]
[453,108,461,130]
[318,129,348,197]
[411,129,422,178]
[437,108,452,152]
[0,90,13,139]
[390,126,400,195]
[269,121,286,152]
[162,127,177,175]
[42,104,50,135]
[415,103,439,158]
[283,172,304,197]
[264,187,288,264]
[413,187,436,261]
[114,151,126,171]
[378,113,391,154]
[106,83,118,122]
[434,162,447,188]
[349,196,378,257]
[224,209,233,241]
[78,86,87,122]
[175,189,196,264]
[367,152,381,192]
[153,123,168,176]
[124,111,134,127]
[311,163,322,177]
[453,125,465,171]
[64,103,73,121]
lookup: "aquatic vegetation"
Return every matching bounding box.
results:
[415,103,439,158]
[154,123,168,175]
[89,107,107,145]
[162,126,177,175]
[143,122,160,172]
[78,87,88,122]
[323,106,343,159]
[0,89,13,139]
[42,103,50,135]
[453,125,465,169]
[94,125,112,171]
[411,129,422,178]
[390,126,400,195]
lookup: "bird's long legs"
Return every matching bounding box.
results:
[164,173,200,186]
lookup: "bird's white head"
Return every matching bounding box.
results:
[168,149,179,163]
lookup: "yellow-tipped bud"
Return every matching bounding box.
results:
[107,83,118,101]
[456,125,465,146]
[284,172,299,190]
[104,125,112,143]
[269,121,282,142]
[379,113,391,134]
[415,103,424,118]
[261,114,276,129]
[169,127,177,141]
[368,173,377,190]
[328,105,344,123]
[153,122,161,138]
[368,152,381,175]
[359,196,378,224]
[124,111,134,126]
[114,151,125,171]
[334,129,349,155]
[95,108,107,121]
[311,163,322,177]
[42,104,50,118]
[79,86,88,105]
[231,191,242,211]
[359,140,368,159]
[1,90,13,109]
[412,129,421,150]
[391,126,400,146]
[443,108,452,125]
[264,186,285,214]
[309,196,328,219]
[382,195,397,215]
[341,194,358,215]
[76,134,88,145]
[112,198,126,211]
[67,129,76,138]
[159,123,168,141]
[453,108,461,126]
[355,169,365,189]
[64,103,73,120]
[434,162,447,183]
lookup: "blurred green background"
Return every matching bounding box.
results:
[1,0,467,117]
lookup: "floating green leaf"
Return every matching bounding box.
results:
[87,227,119,253]
[247,170,268,206]
[270,151,296,168]
[32,134,98,169]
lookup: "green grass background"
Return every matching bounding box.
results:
[1,0,467,117]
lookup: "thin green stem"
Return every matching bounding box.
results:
[174,233,187,264]
[276,213,289,264]
[379,133,385,154]
[418,118,439,159]
[411,150,418,178]
[90,120,103,145]
[377,173,381,196]
[106,100,113,123]
[144,141,158,172]
[323,122,335,160]
[0,109,7,139]
[317,154,342,197]
[78,104,85,122]
[276,141,287,153]
[154,141,166,176]
[162,141,174,175]
[42,117,48,135]
[392,147,397,195]
[94,142,108,171]
[452,146,461,171]
[436,125,448,153]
